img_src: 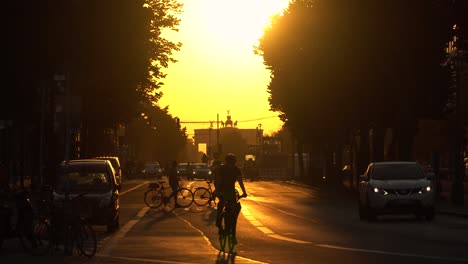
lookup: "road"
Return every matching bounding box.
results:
[1,177,468,264]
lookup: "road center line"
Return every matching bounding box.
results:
[242,206,312,244]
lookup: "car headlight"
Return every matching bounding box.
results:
[418,186,431,194]
[372,187,388,196]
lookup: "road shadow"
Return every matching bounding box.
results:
[143,209,173,228]
[186,205,218,227]
[215,251,237,264]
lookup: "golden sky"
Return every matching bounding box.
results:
[159,0,289,137]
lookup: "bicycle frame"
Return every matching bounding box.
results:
[144,181,193,209]
[193,181,217,207]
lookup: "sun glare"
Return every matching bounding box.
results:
[160,0,289,135]
[201,0,287,47]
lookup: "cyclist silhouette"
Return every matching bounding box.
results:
[215,153,247,244]
[167,160,180,205]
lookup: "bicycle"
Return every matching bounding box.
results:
[144,181,194,209]
[0,189,51,256]
[193,180,217,206]
[44,192,97,257]
[218,189,245,254]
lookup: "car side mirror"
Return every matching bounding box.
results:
[359,175,368,181]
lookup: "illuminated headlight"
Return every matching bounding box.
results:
[192,171,196,175]
[208,171,212,175]
[373,187,388,196]
[418,186,431,194]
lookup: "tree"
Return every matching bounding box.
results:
[4,0,185,186]
[125,104,186,166]
[256,0,452,170]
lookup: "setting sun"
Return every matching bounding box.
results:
[160,0,289,136]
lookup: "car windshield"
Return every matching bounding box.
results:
[177,164,188,170]
[194,164,208,169]
[56,164,111,193]
[372,164,425,180]
[145,163,160,169]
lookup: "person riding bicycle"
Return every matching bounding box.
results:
[215,153,247,244]
[167,160,180,205]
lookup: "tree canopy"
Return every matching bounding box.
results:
[256,0,452,156]
[4,0,186,164]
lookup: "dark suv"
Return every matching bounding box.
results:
[54,159,121,232]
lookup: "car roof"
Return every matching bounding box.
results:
[62,159,109,164]
[94,156,120,162]
[371,161,419,166]
[59,159,113,169]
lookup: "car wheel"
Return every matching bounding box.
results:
[107,214,120,233]
[364,194,377,222]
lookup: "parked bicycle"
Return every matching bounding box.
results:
[0,189,50,256]
[38,191,97,257]
[193,180,217,206]
[218,189,245,254]
[144,181,193,209]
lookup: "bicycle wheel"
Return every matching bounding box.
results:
[176,187,193,208]
[193,187,211,206]
[144,189,163,208]
[76,220,96,258]
[20,219,52,256]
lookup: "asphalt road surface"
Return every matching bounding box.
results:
[1,176,468,264]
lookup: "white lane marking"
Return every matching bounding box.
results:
[247,195,319,224]
[120,181,149,196]
[99,206,150,255]
[316,244,468,262]
[242,206,312,244]
[173,211,267,264]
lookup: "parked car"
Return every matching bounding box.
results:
[177,162,195,180]
[192,163,212,180]
[358,161,435,221]
[54,159,120,232]
[94,156,122,185]
[142,162,163,179]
